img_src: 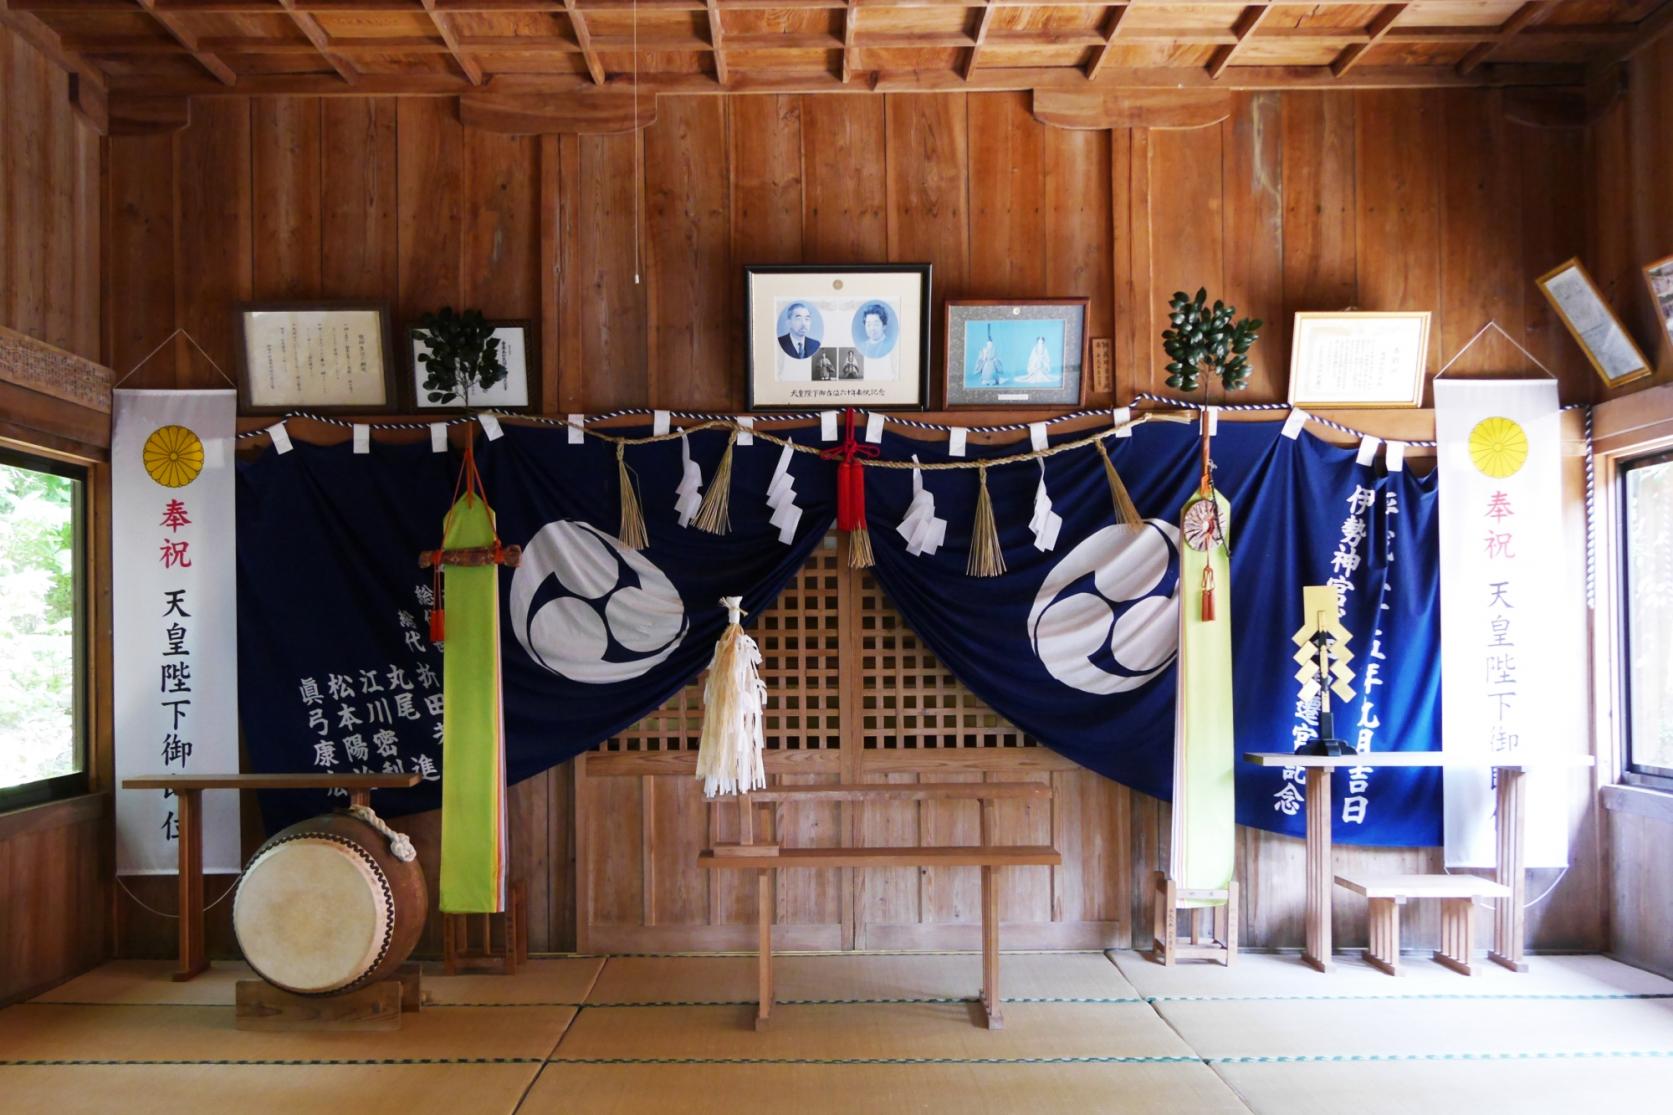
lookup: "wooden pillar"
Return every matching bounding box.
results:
[1303,768,1333,972]
[1489,767,1528,972]
[172,788,208,981]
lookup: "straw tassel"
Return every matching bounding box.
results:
[695,597,768,797]
[966,464,1006,578]
[616,442,648,550]
[849,519,874,568]
[1095,438,1144,529]
[693,429,737,535]
[846,458,873,567]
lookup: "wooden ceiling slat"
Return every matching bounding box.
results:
[562,0,607,81]
[419,0,486,83]
[1457,0,1552,74]
[1206,2,1270,78]
[842,0,857,82]
[1083,3,1129,80]
[1330,1,1405,76]
[133,0,238,82]
[705,0,729,82]
[963,0,994,78]
[277,0,362,80]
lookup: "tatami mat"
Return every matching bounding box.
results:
[1215,1055,1673,1114]
[0,1003,576,1063]
[1155,996,1673,1059]
[523,1061,1250,1114]
[0,1064,541,1115]
[31,957,606,1008]
[555,1000,1189,1062]
[1111,949,1673,1001]
[585,951,1138,1005]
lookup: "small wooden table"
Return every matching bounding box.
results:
[121,773,422,981]
[1241,752,1594,974]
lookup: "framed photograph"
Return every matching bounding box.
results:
[1288,311,1431,409]
[745,264,931,410]
[1641,252,1673,355]
[408,320,537,412]
[944,299,1088,409]
[1538,258,1651,388]
[234,302,396,415]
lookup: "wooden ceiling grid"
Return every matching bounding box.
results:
[4,0,1672,99]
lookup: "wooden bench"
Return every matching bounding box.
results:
[1334,873,1512,976]
[698,782,1062,1030]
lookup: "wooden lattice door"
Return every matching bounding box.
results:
[575,533,1132,952]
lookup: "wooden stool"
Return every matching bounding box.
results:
[1335,873,1512,976]
[442,879,528,975]
[1150,872,1238,966]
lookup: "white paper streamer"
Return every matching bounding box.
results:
[766,439,801,545]
[735,416,755,446]
[267,422,293,454]
[1113,406,1132,438]
[1356,435,1381,466]
[674,431,704,527]
[352,424,371,454]
[895,455,947,557]
[567,414,586,445]
[948,427,968,457]
[1282,409,1310,440]
[864,411,885,444]
[653,409,672,435]
[1206,406,1220,436]
[478,414,504,441]
[1386,441,1406,472]
[1029,421,1049,452]
[430,422,449,452]
[1028,459,1063,553]
[820,410,839,442]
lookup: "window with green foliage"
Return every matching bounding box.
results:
[1622,448,1673,789]
[0,451,86,808]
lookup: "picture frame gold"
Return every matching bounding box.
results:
[1536,257,1651,389]
[1287,311,1431,409]
[1639,251,1673,356]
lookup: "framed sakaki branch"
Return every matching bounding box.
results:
[1287,311,1431,409]
[407,318,538,413]
[1640,252,1673,355]
[1538,258,1651,389]
[944,299,1089,409]
[745,263,932,410]
[234,302,397,415]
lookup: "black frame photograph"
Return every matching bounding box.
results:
[744,263,932,411]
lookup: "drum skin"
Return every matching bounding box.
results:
[233,812,427,996]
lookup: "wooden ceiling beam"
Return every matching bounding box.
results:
[1083,3,1129,81]
[842,0,857,83]
[278,0,359,82]
[1457,0,1551,76]
[133,0,236,84]
[563,0,606,84]
[963,0,995,80]
[1206,2,1270,79]
[1330,2,1404,77]
[422,0,484,85]
[706,0,729,84]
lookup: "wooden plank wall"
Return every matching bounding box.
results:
[0,25,108,1004]
[103,87,1612,957]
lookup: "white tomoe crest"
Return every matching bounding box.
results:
[510,520,688,684]
[1027,520,1182,695]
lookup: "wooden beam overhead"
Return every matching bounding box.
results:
[1457,1,1552,76]
[842,0,857,83]
[422,0,484,85]
[562,0,607,84]
[1206,2,1270,80]
[133,0,237,85]
[963,0,996,81]
[1331,2,1405,78]
[706,0,729,84]
[1083,3,1129,82]
[278,0,359,83]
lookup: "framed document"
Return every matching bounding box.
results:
[944,299,1088,409]
[1288,311,1431,409]
[1642,252,1673,353]
[408,320,537,413]
[745,264,931,410]
[1538,258,1650,388]
[234,302,397,414]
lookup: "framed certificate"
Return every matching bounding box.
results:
[1288,311,1431,409]
[1537,258,1651,388]
[234,302,397,414]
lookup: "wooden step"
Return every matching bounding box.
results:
[700,845,1063,869]
[1334,873,1512,900]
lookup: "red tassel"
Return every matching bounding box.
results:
[836,460,857,530]
[845,459,866,530]
[1200,565,1216,623]
[429,562,445,642]
[429,607,446,642]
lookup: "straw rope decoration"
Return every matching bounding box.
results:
[966,464,1006,578]
[240,400,1598,587]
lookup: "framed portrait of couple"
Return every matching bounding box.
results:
[745,264,932,410]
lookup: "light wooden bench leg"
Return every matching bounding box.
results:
[1151,872,1176,966]
[981,864,1003,1030]
[1364,897,1400,976]
[756,867,774,1029]
[1435,897,1475,976]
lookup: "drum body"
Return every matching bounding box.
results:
[233,812,428,995]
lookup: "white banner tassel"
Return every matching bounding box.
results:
[674,430,704,528]
[695,597,768,798]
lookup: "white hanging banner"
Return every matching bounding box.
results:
[1434,378,1567,868]
[113,390,241,875]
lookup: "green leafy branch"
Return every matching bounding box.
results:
[1162,288,1262,393]
[415,307,508,407]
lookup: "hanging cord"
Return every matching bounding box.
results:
[632,0,642,285]
[113,327,237,389]
[1434,319,1559,380]
[347,804,417,862]
[116,873,239,920]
